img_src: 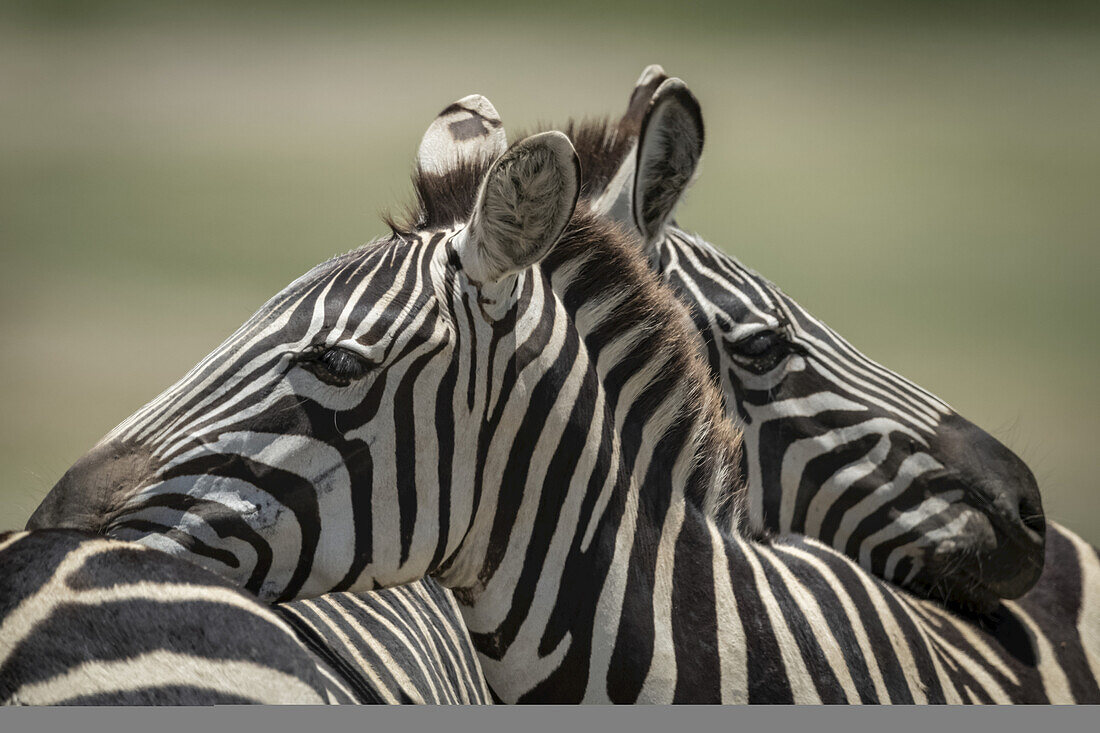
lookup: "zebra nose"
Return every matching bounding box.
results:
[983,456,1045,550]
[27,439,152,534]
[971,435,1045,547]
[929,412,1045,597]
[980,468,1045,599]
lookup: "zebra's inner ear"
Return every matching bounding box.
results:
[417,94,507,175]
[633,78,704,244]
[456,131,579,310]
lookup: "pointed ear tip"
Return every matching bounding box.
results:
[519,131,579,166]
[529,129,573,147]
[653,77,694,103]
[543,130,577,154]
[418,92,508,172]
[650,78,704,140]
[451,93,500,119]
[637,64,668,82]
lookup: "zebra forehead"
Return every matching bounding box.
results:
[266,236,434,310]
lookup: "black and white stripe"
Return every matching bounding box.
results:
[578,65,1099,701]
[28,96,1099,703]
[278,580,491,704]
[589,66,1047,608]
[0,526,489,705]
[0,529,357,705]
[250,79,1074,702]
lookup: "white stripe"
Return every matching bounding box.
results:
[7,652,325,705]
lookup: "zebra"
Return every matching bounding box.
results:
[575,65,1100,698]
[277,579,491,704]
[0,525,488,704]
[584,66,1047,609]
[261,86,1074,704]
[282,83,1090,700]
[0,528,360,705]
[268,85,1057,704]
[291,82,1098,701]
[27,99,1098,702]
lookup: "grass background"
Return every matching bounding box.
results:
[1,3,1097,544]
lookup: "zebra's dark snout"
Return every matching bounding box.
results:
[928,412,1046,599]
[27,439,153,534]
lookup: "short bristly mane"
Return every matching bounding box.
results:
[544,206,748,533]
[384,158,493,235]
[386,133,749,532]
[554,118,635,199]
[386,118,632,235]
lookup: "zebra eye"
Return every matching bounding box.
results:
[732,330,783,356]
[725,330,790,371]
[304,346,372,385]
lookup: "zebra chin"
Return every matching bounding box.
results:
[892,507,1044,613]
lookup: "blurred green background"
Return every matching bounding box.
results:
[0,2,1097,545]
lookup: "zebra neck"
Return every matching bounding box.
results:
[449,214,755,702]
[543,216,747,533]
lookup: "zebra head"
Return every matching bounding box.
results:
[29,97,589,603]
[590,66,1045,607]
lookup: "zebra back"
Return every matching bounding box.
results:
[277,580,492,704]
[0,529,357,705]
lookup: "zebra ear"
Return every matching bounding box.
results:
[458,131,580,292]
[621,64,670,136]
[417,94,508,175]
[633,78,704,243]
[589,65,673,235]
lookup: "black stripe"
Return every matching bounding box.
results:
[671,504,721,703]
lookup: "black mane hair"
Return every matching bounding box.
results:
[555,117,635,199]
[384,118,634,236]
[544,205,748,534]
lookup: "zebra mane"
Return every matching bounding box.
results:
[385,118,633,236]
[551,118,635,199]
[384,157,490,235]
[544,206,748,534]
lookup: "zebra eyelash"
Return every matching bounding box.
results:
[722,317,801,370]
[296,345,374,386]
[724,332,787,373]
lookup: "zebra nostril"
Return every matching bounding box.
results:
[1009,471,1046,541]
[1019,496,1045,536]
